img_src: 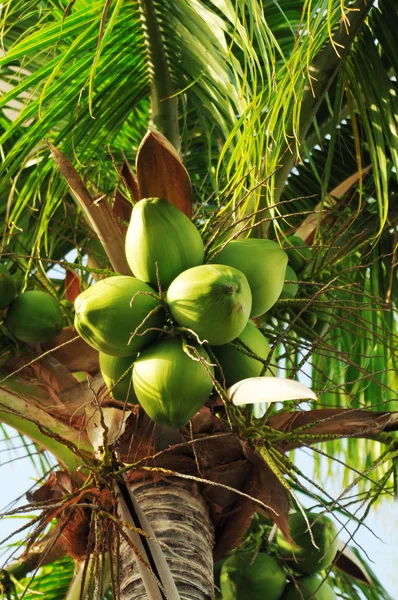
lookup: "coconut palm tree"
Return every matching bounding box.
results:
[0,0,397,598]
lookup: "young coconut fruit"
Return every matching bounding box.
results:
[167,264,252,345]
[125,197,205,288]
[213,239,288,317]
[277,512,338,575]
[132,337,214,429]
[99,352,138,403]
[220,551,287,600]
[284,236,312,274]
[280,265,299,299]
[213,320,273,387]
[0,264,16,310]
[74,276,165,357]
[6,291,63,343]
[281,574,337,600]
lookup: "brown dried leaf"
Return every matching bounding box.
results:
[270,408,398,451]
[242,443,290,541]
[113,192,132,229]
[18,524,67,570]
[136,130,192,218]
[55,471,74,494]
[212,464,259,563]
[65,269,81,302]
[203,460,252,514]
[334,542,373,586]
[61,506,91,559]
[27,473,58,503]
[117,409,185,464]
[27,471,74,503]
[48,142,131,274]
[113,160,137,225]
[29,354,78,394]
[122,158,140,201]
[187,432,243,471]
[210,442,290,561]
[42,326,99,374]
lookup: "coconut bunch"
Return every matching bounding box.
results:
[74,197,289,429]
[216,511,339,600]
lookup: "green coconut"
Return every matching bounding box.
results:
[125,197,205,288]
[213,320,273,386]
[284,236,312,273]
[6,291,63,343]
[0,264,16,310]
[74,276,165,357]
[280,265,299,299]
[220,552,287,600]
[277,512,338,575]
[167,264,252,345]
[133,337,214,428]
[281,575,337,600]
[213,239,288,317]
[99,352,138,403]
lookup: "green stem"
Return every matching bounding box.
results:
[138,0,180,150]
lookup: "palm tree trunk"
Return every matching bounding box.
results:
[119,478,214,600]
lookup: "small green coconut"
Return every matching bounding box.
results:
[125,197,204,288]
[74,276,165,357]
[6,291,63,343]
[213,239,288,317]
[220,551,287,600]
[284,236,312,273]
[213,320,273,386]
[280,265,299,299]
[277,512,338,575]
[133,337,214,428]
[99,352,138,403]
[281,575,337,600]
[167,264,252,345]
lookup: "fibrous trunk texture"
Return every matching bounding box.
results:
[119,478,214,600]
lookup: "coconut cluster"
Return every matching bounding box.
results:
[74,197,289,429]
[217,511,339,600]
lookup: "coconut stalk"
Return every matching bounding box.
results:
[118,478,214,600]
